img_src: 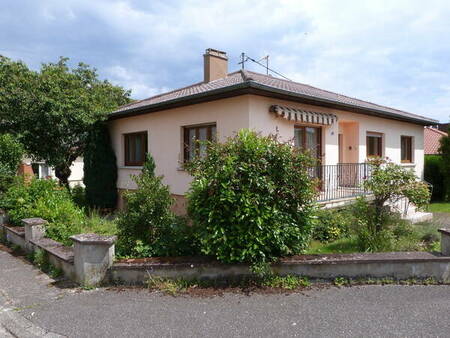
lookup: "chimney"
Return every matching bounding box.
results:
[203,48,228,82]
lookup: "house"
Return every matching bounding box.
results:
[424,126,447,155]
[108,48,438,213]
[20,157,84,187]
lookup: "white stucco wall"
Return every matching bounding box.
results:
[247,95,424,178]
[23,157,84,187]
[109,94,425,197]
[109,95,250,195]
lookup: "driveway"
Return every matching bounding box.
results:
[1,245,449,337]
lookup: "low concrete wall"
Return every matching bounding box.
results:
[2,211,450,287]
[1,216,115,287]
[30,237,76,281]
[3,226,27,249]
[108,251,450,285]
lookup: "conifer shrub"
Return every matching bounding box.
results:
[116,154,198,257]
[83,122,118,209]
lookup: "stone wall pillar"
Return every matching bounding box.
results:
[23,218,47,251]
[70,234,117,286]
[438,229,450,256]
[0,209,8,226]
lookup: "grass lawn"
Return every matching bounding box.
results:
[428,202,450,213]
[305,237,360,254]
[80,211,117,236]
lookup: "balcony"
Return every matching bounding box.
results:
[309,163,372,202]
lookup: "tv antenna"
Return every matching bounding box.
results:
[238,52,291,81]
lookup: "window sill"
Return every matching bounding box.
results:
[400,163,415,167]
[119,166,143,170]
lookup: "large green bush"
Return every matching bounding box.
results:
[0,134,24,193]
[424,155,445,201]
[83,122,118,209]
[186,130,317,267]
[116,154,198,257]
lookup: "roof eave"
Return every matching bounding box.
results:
[108,82,251,120]
[247,82,438,126]
[109,80,438,125]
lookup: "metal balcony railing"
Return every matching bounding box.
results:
[309,163,373,202]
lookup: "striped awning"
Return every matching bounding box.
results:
[270,105,337,125]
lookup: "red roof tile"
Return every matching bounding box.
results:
[424,127,447,155]
[112,70,437,125]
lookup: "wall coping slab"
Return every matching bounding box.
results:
[70,233,117,245]
[29,238,74,263]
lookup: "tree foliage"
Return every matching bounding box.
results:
[0,134,24,193]
[186,129,317,266]
[424,155,445,201]
[83,122,118,209]
[0,55,131,186]
[439,131,450,201]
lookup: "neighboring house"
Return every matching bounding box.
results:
[108,48,438,213]
[424,127,447,155]
[21,157,84,187]
[437,123,449,133]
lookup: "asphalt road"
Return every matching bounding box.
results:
[11,284,449,337]
[2,242,450,337]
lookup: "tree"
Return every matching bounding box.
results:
[0,134,24,193]
[439,131,450,201]
[0,55,131,187]
[363,158,430,233]
[83,122,118,209]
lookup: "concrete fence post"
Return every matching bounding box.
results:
[0,209,9,226]
[70,233,117,286]
[22,218,47,251]
[438,229,450,256]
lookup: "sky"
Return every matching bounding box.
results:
[1,0,449,122]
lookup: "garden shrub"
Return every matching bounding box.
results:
[349,197,431,252]
[439,133,450,201]
[83,122,118,209]
[116,154,198,257]
[0,134,24,194]
[70,184,87,209]
[186,129,317,267]
[313,208,351,243]
[0,177,85,245]
[363,158,430,233]
[424,155,445,201]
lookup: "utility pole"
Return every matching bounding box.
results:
[238,52,246,69]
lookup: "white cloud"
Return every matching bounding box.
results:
[2,0,450,121]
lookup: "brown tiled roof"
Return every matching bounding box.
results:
[424,127,447,155]
[111,70,437,125]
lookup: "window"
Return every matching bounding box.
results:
[401,136,413,163]
[294,126,322,160]
[124,132,148,166]
[366,132,383,158]
[183,124,216,162]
